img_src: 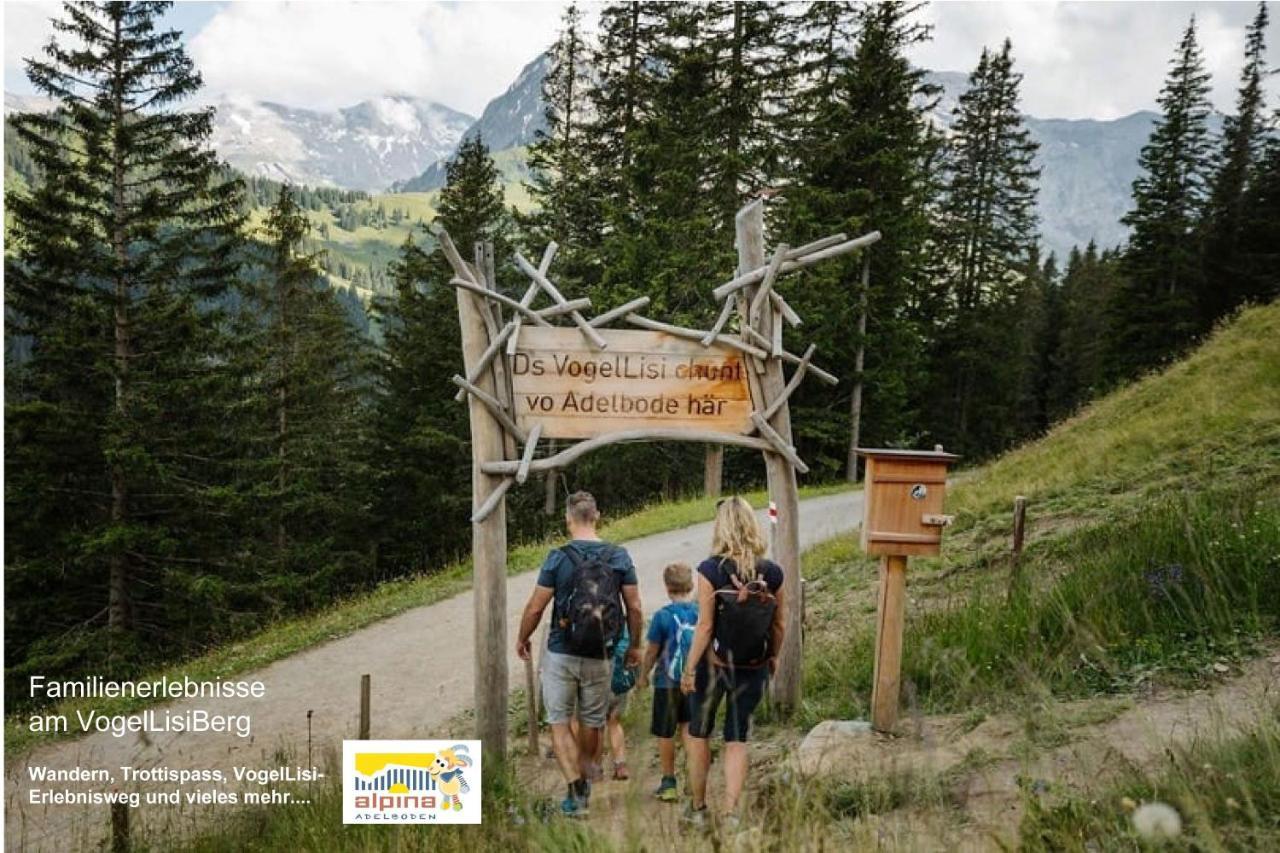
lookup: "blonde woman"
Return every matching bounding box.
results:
[679,495,786,826]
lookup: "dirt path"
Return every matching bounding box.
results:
[4,491,862,852]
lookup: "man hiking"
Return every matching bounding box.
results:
[516,491,643,817]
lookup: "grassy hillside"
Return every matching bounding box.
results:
[244,147,535,304]
[58,303,1280,850]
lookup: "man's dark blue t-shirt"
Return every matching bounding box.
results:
[537,540,638,656]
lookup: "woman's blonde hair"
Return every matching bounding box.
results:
[710,495,767,581]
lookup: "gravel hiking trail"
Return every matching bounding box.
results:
[5,491,862,852]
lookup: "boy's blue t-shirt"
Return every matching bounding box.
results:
[536,540,638,656]
[646,600,699,688]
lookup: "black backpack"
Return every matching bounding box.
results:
[712,560,777,668]
[558,544,624,658]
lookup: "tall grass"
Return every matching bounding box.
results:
[804,485,1280,724]
[1020,715,1280,851]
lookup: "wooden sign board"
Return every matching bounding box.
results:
[511,327,755,439]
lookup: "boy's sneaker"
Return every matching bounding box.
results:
[654,776,679,802]
[680,804,708,828]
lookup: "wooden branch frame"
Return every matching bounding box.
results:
[761,343,816,421]
[455,320,517,402]
[588,296,651,328]
[480,429,774,476]
[624,313,768,360]
[471,476,513,523]
[748,244,789,330]
[514,253,607,350]
[507,243,558,357]
[751,412,809,473]
[451,375,528,443]
[701,297,737,346]
[448,278,552,327]
[516,423,543,485]
[712,230,883,301]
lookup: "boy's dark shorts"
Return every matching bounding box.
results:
[687,662,768,743]
[650,686,691,738]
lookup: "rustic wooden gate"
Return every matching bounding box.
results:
[439,198,879,759]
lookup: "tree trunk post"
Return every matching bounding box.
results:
[543,440,558,515]
[358,674,371,740]
[735,200,802,713]
[847,256,870,482]
[110,802,129,853]
[1007,495,1028,600]
[457,268,510,761]
[871,554,908,733]
[704,445,724,498]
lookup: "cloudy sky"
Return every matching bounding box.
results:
[4,1,1276,121]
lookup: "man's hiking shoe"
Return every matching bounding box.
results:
[560,794,588,818]
[680,804,708,828]
[612,761,629,781]
[655,776,679,802]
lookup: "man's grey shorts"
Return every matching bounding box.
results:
[541,651,610,728]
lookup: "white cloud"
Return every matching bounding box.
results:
[186,1,569,115]
[5,2,1276,121]
[911,1,1279,120]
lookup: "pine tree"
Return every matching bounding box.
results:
[370,136,513,574]
[5,1,243,685]
[1202,2,1270,325]
[928,39,1041,456]
[784,1,941,478]
[1112,18,1214,378]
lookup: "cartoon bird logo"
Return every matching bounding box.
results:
[428,744,473,811]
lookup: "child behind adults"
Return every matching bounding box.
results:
[680,496,786,827]
[570,624,636,782]
[639,562,699,802]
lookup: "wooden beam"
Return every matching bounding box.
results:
[701,297,736,346]
[454,258,509,760]
[751,412,809,474]
[736,199,803,713]
[871,554,908,733]
[771,290,802,327]
[481,429,774,475]
[516,423,543,485]
[623,313,768,360]
[534,297,592,319]
[447,277,551,326]
[761,344,816,421]
[451,375,528,444]
[514,253,607,350]
[787,233,847,260]
[713,229,883,301]
[471,476,513,523]
[588,296,652,328]
[505,243,558,357]
[748,244,789,331]
[436,229,472,281]
[455,320,517,402]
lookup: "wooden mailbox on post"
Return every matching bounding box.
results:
[857,447,958,733]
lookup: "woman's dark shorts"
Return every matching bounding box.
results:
[687,662,768,743]
[650,686,691,738]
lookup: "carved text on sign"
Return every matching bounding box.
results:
[511,327,755,439]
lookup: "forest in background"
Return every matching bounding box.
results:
[4,1,1277,706]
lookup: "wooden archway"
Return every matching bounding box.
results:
[440,199,879,759]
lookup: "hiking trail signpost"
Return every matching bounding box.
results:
[441,199,879,759]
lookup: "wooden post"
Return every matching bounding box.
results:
[456,276,510,761]
[871,554,908,733]
[524,656,539,754]
[110,802,129,853]
[1008,495,1028,600]
[543,438,558,515]
[735,200,803,713]
[704,444,724,498]
[358,673,371,739]
[847,256,870,483]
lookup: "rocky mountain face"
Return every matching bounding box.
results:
[208,95,474,191]
[395,53,549,192]
[6,59,1197,259]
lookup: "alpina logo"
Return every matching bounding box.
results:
[342,739,481,824]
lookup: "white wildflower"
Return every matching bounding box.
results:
[1132,801,1182,839]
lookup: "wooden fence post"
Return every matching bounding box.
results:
[1008,495,1028,600]
[359,674,370,740]
[110,802,129,853]
[704,445,724,498]
[736,201,803,713]
[871,554,908,732]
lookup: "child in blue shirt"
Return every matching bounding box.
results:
[639,562,698,802]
